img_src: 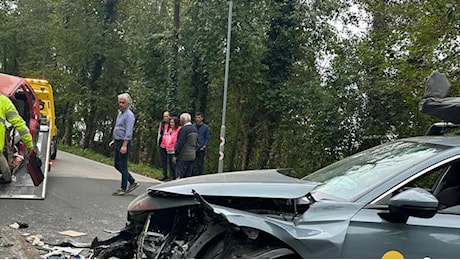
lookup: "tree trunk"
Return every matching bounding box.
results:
[258,121,275,168]
[240,121,249,170]
[167,0,180,112]
[131,129,140,163]
[2,43,6,72]
[63,106,74,146]
[82,103,96,149]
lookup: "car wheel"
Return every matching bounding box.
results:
[202,237,298,259]
[0,154,12,183]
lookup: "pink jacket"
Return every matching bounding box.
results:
[165,127,181,153]
[159,123,170,148]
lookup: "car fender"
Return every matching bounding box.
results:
[205,203,322,257]
[207,201,363,258]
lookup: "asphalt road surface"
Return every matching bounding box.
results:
[0,150,160,246]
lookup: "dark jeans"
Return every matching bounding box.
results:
[167,153,176,180]
[194,149,206,175]
[175,160,194,179]
[159,146,168,178]
[114,140,135,191]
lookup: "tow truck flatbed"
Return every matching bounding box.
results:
[0,124,51,199]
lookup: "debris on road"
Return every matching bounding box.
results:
[8,223,19,229]
[8,222,29,229]
[58,230,87,237]
[0,227,41,259]
[1,225,120,259]
[41,246,84,259]
[25,234,45,246]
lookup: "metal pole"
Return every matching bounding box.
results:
[218,0,233,173]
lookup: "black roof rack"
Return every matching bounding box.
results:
[425,122,460,136]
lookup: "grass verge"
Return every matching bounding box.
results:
[58,144,162,180]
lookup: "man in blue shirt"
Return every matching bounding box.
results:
[109,93,139,196]
[193,112,210,175]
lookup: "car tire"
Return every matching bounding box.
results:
[202,237,298,259]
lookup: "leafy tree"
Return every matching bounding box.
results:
[354,0,460,145]
[118,0,176,165]
[0,0,458,177]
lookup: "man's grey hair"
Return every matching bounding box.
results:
[180,113,192,123]
[118,93,132,106]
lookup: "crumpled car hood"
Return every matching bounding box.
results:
[148,169,319,199]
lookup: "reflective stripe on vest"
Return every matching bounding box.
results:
[18,128,29,137]
[6,110,19,121]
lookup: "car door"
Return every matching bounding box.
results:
[341,161,460,258]
[341,207,460,258]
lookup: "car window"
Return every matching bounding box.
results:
[21,84,37,104]
[375,166,447,206]
[303,141,449,202]
[407,167,445,191]
[374,160,460,216]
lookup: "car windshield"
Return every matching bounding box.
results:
[302,141,449,201]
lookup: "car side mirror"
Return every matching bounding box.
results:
[378,187,438,223]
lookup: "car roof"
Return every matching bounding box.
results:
[403,135,460,147]
[0,73,26,96]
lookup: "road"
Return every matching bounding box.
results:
[0,150,161,247]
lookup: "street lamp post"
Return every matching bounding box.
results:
[218,0,233,173]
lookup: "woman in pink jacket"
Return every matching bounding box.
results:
[165,117,181,180]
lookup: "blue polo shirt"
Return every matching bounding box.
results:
[193,122,210,149]
[113,108,135,141]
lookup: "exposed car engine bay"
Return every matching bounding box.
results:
[91,191,307,259]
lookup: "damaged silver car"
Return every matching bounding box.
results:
[91,71,460,258]
[91,135,460,258]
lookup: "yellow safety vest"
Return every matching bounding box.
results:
[0,95,33,151]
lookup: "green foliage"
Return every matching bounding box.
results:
[0,0,458,177]
[351,0,460,143]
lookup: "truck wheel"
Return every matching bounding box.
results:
[0,154,12,183]
[50,139,57,160]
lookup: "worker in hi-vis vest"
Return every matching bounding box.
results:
[0,94,33,182]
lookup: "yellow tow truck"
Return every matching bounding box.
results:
[0,73,47,199]
[25,78,58,160]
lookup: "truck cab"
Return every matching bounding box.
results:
[25,78,58,160]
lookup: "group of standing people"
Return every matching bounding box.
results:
[158,110,209,181]
[109,92,210,196]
